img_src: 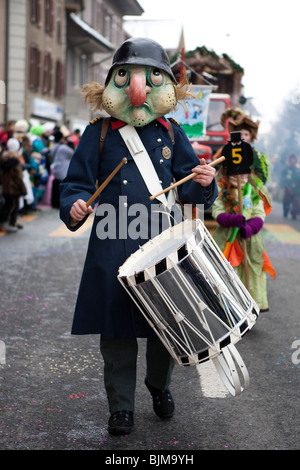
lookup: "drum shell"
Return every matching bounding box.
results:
[118,220,258,366]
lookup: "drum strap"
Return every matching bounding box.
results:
[118,124,175,210]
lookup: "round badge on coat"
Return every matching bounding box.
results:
[162,146,171,159]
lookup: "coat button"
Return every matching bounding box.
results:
[157,138,162,142]
[123,180,128,185]
[160,159,164,164]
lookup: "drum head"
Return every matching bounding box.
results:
[119,219,198,278]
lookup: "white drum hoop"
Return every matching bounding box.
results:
[212,343,250,396]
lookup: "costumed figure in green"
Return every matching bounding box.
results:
[212,108,276,312]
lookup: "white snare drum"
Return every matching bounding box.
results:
[118,219,259,395]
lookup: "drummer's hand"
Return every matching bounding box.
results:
[192,159,216,188]
[70,198,93,223]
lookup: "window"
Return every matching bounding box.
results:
[29,45,41,91]
[30,0,41,27]
[56,4,62,43]
[42,52,53,95]
[71,50,77,87]
[107,14,113,42]
[45,0,55,35]
[55,60,64,99]
[94,1,104,34]
[206,100,227,132]
[104,11,113,41]
[115,18,123,45]
[80,54,87,87]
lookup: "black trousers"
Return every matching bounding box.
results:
[0,194,19,225]
[100,336,175,414]
[51,178,61,209]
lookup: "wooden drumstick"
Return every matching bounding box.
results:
[149,155,225,201]
[237,174,250,291]
[86,157,127,208]
[70,157,127,225]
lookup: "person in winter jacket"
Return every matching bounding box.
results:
[50,131,74,208]
[0,120,16,151]
[0,138,27,232]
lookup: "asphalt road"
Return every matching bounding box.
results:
[0,200,299,456]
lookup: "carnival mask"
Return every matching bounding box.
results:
[102,65,176,127]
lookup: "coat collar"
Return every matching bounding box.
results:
[110,117,169,131]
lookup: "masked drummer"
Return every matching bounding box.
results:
[59,37,217,436]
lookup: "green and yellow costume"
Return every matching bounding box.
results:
[212,108,275,311]
[212,176,275,310]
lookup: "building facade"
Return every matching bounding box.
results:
[65,0,143,130]
[1,0,143,131]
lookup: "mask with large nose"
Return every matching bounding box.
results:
[102,64,176,126]
[101,37,177,127]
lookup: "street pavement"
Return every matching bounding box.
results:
[0,200,299,456]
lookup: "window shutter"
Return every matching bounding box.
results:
[36,48,41,90]
[29,45,34,89]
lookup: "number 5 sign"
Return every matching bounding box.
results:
[222,132,253,175]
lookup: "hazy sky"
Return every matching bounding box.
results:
[125,0,300,133]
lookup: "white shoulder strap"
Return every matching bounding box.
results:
[118,125,175,209]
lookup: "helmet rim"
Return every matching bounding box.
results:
[105,37,177,84]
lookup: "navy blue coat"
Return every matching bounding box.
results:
[60,117,218,338]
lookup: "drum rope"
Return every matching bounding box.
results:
[144,268,196,356]
[123,275,197,361]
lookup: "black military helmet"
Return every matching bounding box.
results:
[105,37,177,84]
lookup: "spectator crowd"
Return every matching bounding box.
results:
[0,119,81,233]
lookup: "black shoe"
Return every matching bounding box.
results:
[145,378,175,419]
[108,410,134,435]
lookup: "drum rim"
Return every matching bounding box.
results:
[118,219,203,280]
[174,311,257,366]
